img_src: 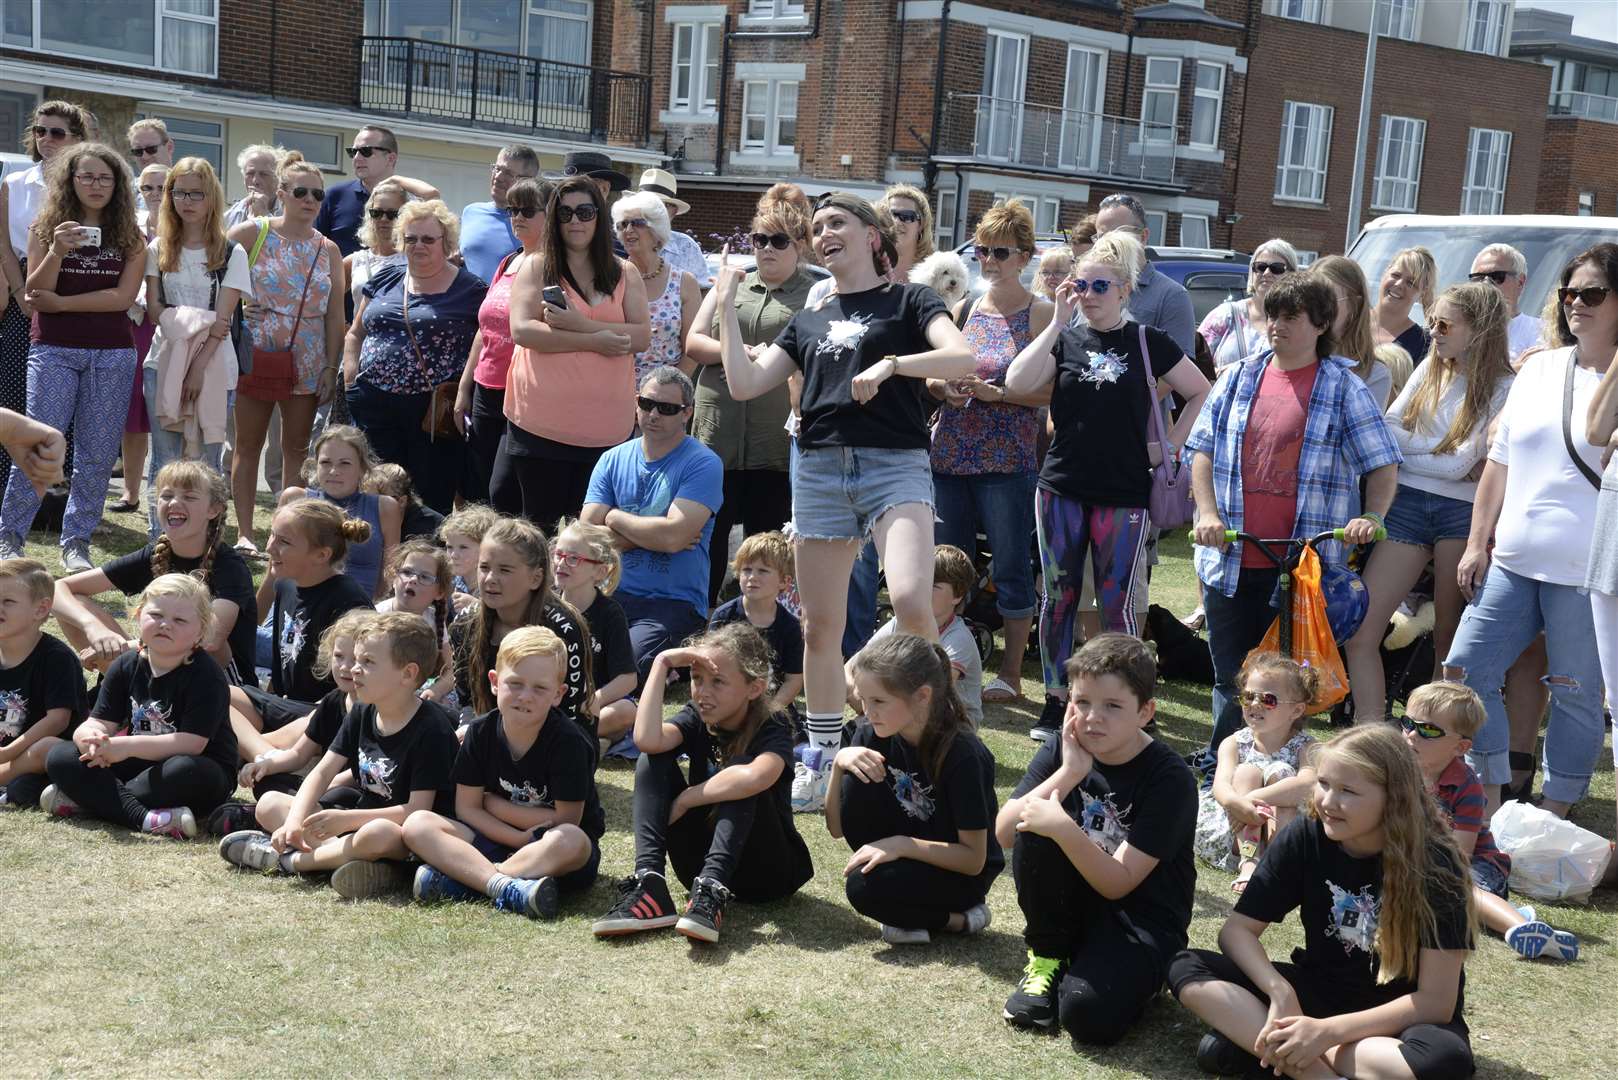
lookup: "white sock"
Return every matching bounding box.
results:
[485,872,517,899]
[279,851,298,874]
[805,712,843,769]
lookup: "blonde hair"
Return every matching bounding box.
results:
[495,625,568,681]
[156,158,228,274]
[127,118,170,145]
[276,150,322,189]
[1375,343,1414,400]
[733,530,793,582]
[277,499,373,569]
[356,178,408,253]
[555,517,622,594]
[439,504,501,547]
[312,608,375,680]
[138,573,216,649]
[1311,727,1477,984]
[1238,653,1321,732]
[1034,247,1073,299]
[1080,231,1145,296]
[882,183,935,261]
[1406,681,1486,740]
[0,557,54,604]
[1310,255,1380,384]
[394,199,460,257]
[754,183,811,252]
[975,199,1036,254]
[361,611,441,684]
[1398,284,1512,456]
[304,424,382,487]
[1387,247,1438,312]
[152,461,229,584]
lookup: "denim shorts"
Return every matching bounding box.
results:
[1470,856,1509,899]
[790,445,934,542]
[1382,485,1475,547]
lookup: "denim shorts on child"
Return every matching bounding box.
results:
[1382,484,1475,547]
[1469,855,1509,899]
[789,445,934,542]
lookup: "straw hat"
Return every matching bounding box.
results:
[634,168,690,217]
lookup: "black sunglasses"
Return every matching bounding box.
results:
[510,206,541,219]
[367,208,399,220]
[288,186,324,202]
[890,209,922,224]
[974,245,1022,262]
[556,203,599,224]
[1401,715,1448,740]
[131,145,165,158]
[1560,286,1612,308]
[31,125,70,139]
[346,145,385,158]
[1468,270,1514,285]
[636,395,686,416]
[1252,260,1290,276]
[751,232,792,250]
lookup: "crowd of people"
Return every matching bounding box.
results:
[2,95,1616,1078]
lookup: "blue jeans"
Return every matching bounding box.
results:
[1444,564,1604,805]
[933,470,1037,618]
[1203,566,1280,754]
[843,539,880,660]
[143,364,225,537]
[617,592,707,687]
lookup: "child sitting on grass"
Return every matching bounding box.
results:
[366,462,444,543]
[0,558,85,808]
[708,531,803,719]
[1402,681,1579,961]
[438,503,499,617]
[551,518,637,755]
[405,626,604,920]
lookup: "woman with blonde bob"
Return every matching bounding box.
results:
[345,177,408,310]
[1310,255,1393,408]
[1375,246,1437,371]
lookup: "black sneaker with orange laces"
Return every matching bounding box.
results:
[591,870,679,937]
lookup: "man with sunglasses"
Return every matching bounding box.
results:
[315,125,440,259]
[582,366,724,685]
[125,119,174,169]
[1468,244,1543,362]
[1092,192,1196,356]
[459,145,540,284]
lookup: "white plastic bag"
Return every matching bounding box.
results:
[1489,800,1613,903]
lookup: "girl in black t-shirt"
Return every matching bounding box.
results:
[828,632,1000,945]
[43,574,235,838]
[551,518,636,748]
[1169,725,1478,1080]
[713,193,974,811]
[591,622,811,945]
[53,461,257,679]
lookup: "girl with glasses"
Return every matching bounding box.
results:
[1199,238,1299,372]
[611,190,700,388]
[550,517,637,754]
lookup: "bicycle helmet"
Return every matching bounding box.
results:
[1319,562,1370,644]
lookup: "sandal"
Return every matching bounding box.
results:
[982,677,1024,704]
[108,496,140,513]
[1232,858,1258,894]
[233,535,263,559]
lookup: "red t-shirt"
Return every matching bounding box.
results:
[1240,361,1318,569]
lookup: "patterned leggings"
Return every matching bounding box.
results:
[1036,488,1151,691]
[1,343,137,545]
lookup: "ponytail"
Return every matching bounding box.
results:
[852,633,970,781]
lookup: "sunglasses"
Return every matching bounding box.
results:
[1428,317,1453,336]
[974,245,1023,262]
[636,395,686,416]
[367,207,400,220]
[552,551,605,569]
[396,567,439,586]
[170,189,207,204]
[1069,277,1114,296]
[131,144,165,158]
[1560,286,1611,308]
[1468,270,1514,285]
[510,206,541,220]
[1252,260,1290,276]
[347,145,385,158]
[1239,690,1302,709]
[31,125,70,139]
[556,203,599,224]
[616,217,650,232]
[751,232,793,250]
[73,173,116,188]
[288,185,324,202]
[402,234,440,247]
[1401,715,1448,740]
[890,209,922,224]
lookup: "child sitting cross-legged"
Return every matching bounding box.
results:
[404,626,604,920]
[551,518,637,755]
[219,612,459,899]
[708,531,804,719]
[1402,681,1579,961]
[0,558,86,808]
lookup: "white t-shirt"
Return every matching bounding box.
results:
[144,240,253,366]
[1384,359,1513,502]
[868,614,983,729]
[1488,346,1604,585]
[1508,312,1544,363]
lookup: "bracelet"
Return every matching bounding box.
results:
[1362,511,1385,527]
[883,354,900,374]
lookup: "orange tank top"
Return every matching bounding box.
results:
[505,267,635,447]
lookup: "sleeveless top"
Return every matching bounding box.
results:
[504,266,635,449]
[929,300,1039,476]
[349,249,405,307]
[33,243,135,348]
[634,266,683,385]
[247,228,333,395]
[473,252,522,389]
[318,488,384,597]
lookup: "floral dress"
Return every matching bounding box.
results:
[634,266,684,385]
[248,229,333,395]
[1193,727,1316,871]
[930,302,1038,476]
[1198,298,1265,372]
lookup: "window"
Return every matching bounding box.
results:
[1371,115,1425,212]
[136,112,223,172]
[1141,57,1181,144]
[1277,0,1322,22]
[1190,63,1224,150]
[1461,127,1510,214]
[366,1,592,66]
[1180,214,1210,249]
[1039,197,1061,235]
[740,80,798,156]
[1295,250,1318,267]
[1275,100,1332,203]
[746,0,805,17]
[670,19,722,114]
[15,0,218,76]
[978,31,1028,162]
[273,128,342,170]
[526,0,593,68]
[1059,45,1104,170]
[1374,0,1416,40]
[934,189,957,251]
[1578,192,1594,216]
[1465,0,1508,57]
[1144,210,1168,244]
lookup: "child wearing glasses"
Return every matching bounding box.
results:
[1402,682,1579,961]
[1194,654,1318,890]
[551,518,637,753]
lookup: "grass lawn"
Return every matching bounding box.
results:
[2,504,1613,1077]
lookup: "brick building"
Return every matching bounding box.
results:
[1511,7,1618,218]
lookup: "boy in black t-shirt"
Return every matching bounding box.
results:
[219,613,458,900]
[707,531,803,716]
[996,633,1196,1042]
[0,559,85,807]
[404,626,604,919]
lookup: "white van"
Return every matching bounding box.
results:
[1348,214,1618,323]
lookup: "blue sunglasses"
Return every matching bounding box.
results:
[1070,278,1114,296]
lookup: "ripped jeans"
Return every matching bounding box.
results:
[1443,564,1604,805]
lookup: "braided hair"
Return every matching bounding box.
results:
[151,461,229,586]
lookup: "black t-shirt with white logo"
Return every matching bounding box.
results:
[774,282,949,451]
[92,648,236,774]
[0,633,85,745]
[454,708,605,842]
[329,699,459,813]
[102,542,259,679]
[449,603,592,728]
[271,573,373,703]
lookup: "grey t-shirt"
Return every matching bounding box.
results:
[868,615,984,728]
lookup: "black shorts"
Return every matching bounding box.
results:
[470,825,601,894]
[243,685,317,733]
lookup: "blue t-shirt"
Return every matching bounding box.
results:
[585,436,724,614]
[314,178,369,256]
[460,202,520,284]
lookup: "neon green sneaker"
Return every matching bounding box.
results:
[1003,951,1064,1029]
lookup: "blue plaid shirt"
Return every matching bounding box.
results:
[1185,352,1402,596]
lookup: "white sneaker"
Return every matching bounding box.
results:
[960,902,992,935]
[790,759,828,814]
[881,924,932,945]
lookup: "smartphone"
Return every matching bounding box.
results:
[77,225,102,248]
[541,285,568,309]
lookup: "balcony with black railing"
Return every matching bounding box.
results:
[936,93,1178,185]
[359,37,651,145]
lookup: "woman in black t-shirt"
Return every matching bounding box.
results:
[1169,725,1477,1080]
[714,192,974,811]
[1005,230,1208,730]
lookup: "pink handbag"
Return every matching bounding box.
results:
[1139,325,1196,529]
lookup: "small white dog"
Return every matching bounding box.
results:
[909,250,971,309]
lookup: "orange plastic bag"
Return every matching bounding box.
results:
[1245,544,1350,712]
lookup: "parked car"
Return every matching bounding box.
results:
[1146,246,1251,327]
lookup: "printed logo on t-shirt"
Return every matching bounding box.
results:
[1325,880,1381,956]
[814,315,871,362]
[1080,792,1129,855]
[282,614,308,673]
[129,699,176,736]
[499,777,548,806]
[1077,348,1128,386]
[886,765,936,821]
[0,690,26,739]
[357,748,398,799]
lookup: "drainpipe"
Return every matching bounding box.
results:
[924,0,954,200]
[715,11,731,171]
[890,0,906,158]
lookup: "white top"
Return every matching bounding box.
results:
[869,614,983,729]
[1488,346,1604,585]
[662,230,711,288]
[348,249,406,306]
[5,163,44,259]
[1384,358,1513,502]
[144,240,254,366]
[1508,312,1544,363]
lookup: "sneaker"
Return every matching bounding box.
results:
[960,902,992,935]
[1003,951,1064,1028]
[219,829,286,872]
[1196,1030,1259,1075]
[881,924,932,946]
[0,534,21,561]
[412,864,479,904]
[1506,919,1579,961]
[492,875,559,920]
[676,875,731,943]
[141,807,197,839]
[1029,726,1058,745]
[592,870,679,936]
[790,748,830,814]
[60,541,93,574]
[331,859,412,900]
[204,800,258,838]
[39,784,80,819]
[1030,695,1066,744]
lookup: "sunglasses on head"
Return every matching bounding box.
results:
[510,206,541,219]
[556,203,599,224]
[288,185,324,202]
[131,144,165,159]
[1560,285,1611,309]
[346,145,385,158]
[1239,689,1301,709]
[1401,715,1448,740]
[1069,277,1114,296]
[367,207,399,220]
[974,245,1022,262]
[890,209,922,224]
[1428,317,1453,336]
[636,395,686,416]
[31,125,70,139]
[1468,269,1513,285]
[402,234,440,247]
[1252,260,1290,276]
[553,551,605,568]
[615,217,649,232]
[751,232,793,251]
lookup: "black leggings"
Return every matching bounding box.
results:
[631,747,812,902]
[838,771,995,933]
[496,442,606,537]
[5,771,49,809]
[45,743,233,829]
[467,383,520,512]
[1013,831,1177,1045]
[1168,949,1473,1080]
[707,467,792,607]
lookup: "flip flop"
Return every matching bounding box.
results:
[108,498,140,513]
[233,536,264,559]
[1232,858,1257,895]
[982,677,1023,704]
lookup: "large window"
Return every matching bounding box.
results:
[1371,115,1425,212]
[366,1,592,67]
[740,80,798,156]
[1141,57,1181,144]
[1465,0,1508,57]
[934,189,957,251]
[1190,62,1224,150]
[1374,0,1416,40]
[1059,45,1104,169]
[1275,100,1332,203]
[136,111,223,172]
[746,0,805,16]
[978,30,1028,162]
[1461,127,1510,214]
[670,19,722,114]
[273,127,342,170]
[8,0,217,76]
[1277,0,1322,23]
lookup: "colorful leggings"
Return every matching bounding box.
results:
[1,344,137,545]
[1036,489,1150,690]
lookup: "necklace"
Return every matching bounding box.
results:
[639,256,665,282]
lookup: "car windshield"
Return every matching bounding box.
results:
[1349,222,1618,325]
[1182,271,1248,326]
